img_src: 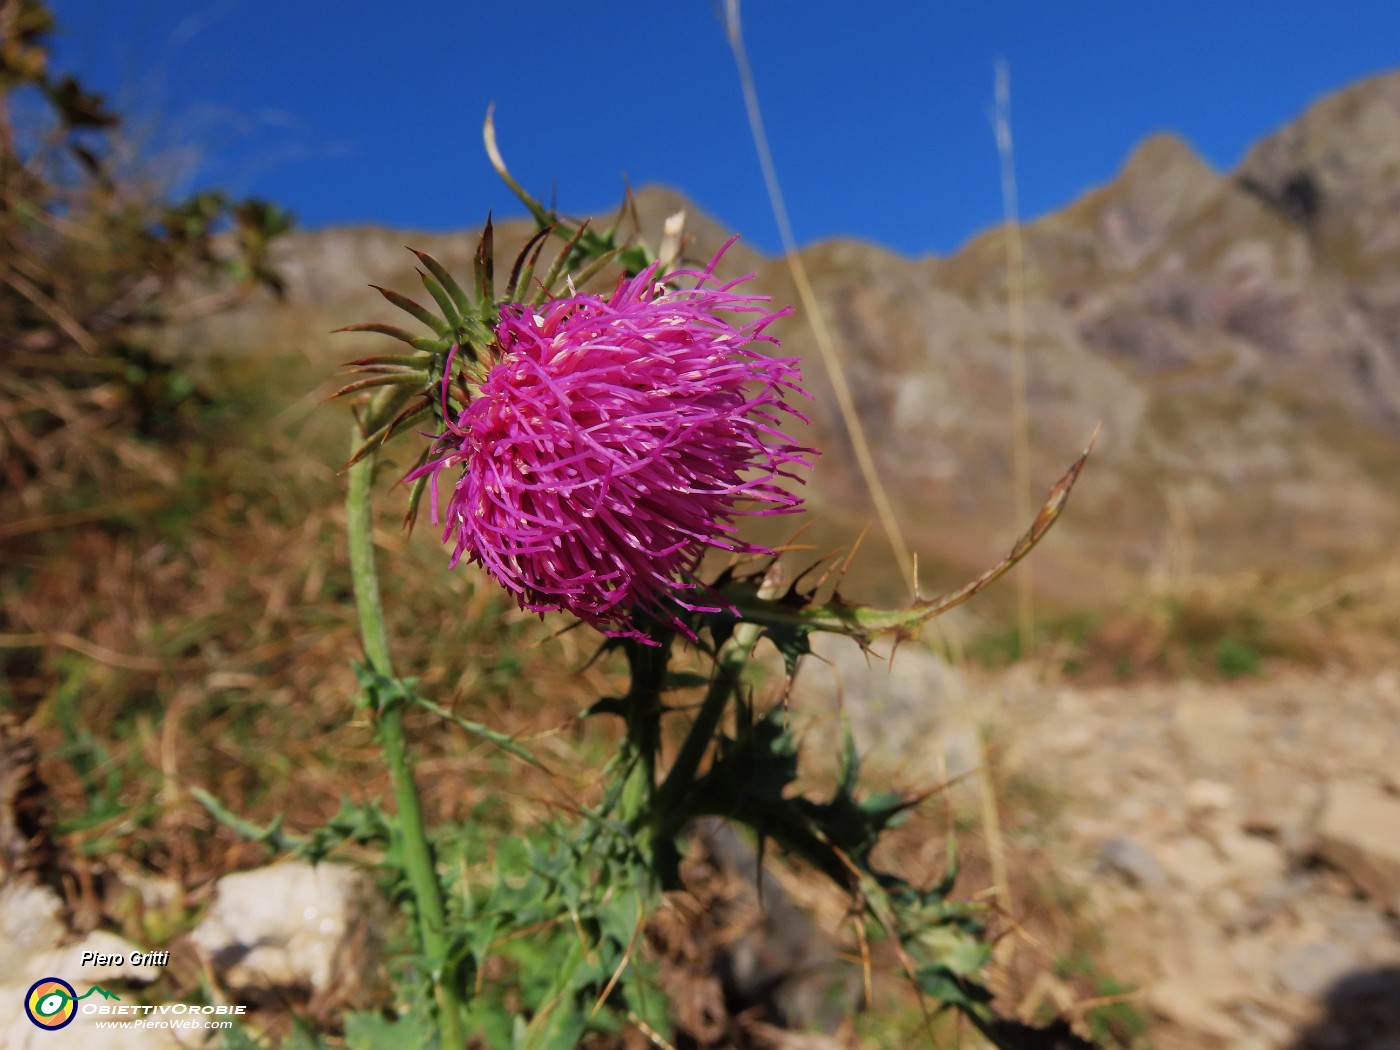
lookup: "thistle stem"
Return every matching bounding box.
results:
[653,623,760,835]
[346,440,464,1048]
[617,634,671,819]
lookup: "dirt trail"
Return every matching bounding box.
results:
[998,665,1400,1048]
[791,638,1400,1047]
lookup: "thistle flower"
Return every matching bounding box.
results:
[411,240,813,639]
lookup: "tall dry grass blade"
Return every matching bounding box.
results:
[984,59,1029,940]
[0,495,164,541]
[993,58,1035,662]
[722,0,917,599]
[973,730,1011,948]
[0,631,164,672]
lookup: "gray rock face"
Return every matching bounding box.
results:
[691,820,859,1034]
[772,74,1400,599]
[785,631,973,779]
[189,862,383,1000]
[0,881,67,987]
[0,882,177,1050]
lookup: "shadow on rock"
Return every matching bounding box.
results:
[689,818,861,1035]
[1289,965,1400,1049]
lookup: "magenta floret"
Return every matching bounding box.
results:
[411,240,814,639]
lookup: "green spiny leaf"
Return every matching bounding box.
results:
[417,268,462,326]
[344,1009,438,1050]
[355,382,423,441]
[410,249,473,317]
[533,223,590,305]
[927,834,961,900]
[914,963,993,1010]
[474,214,495,310]
[567,246,622,292]
[353,663,418,717]
[191,787,299,852]
[370,284,453,337]
[410,695,549,772]
[344,353,435,370]
[334,323,443,354]
[506,227,553,301]
[381,397,435,440]
[615,243,653,276]
[838,715,861,796]
[328,373,429,401]
[403,470,430,533]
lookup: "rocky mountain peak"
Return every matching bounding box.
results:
[1117,131,1218,210]
[1238,69,1400,234]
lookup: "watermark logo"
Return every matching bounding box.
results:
[24,978,120,1031]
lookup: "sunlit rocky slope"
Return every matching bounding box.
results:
[196,68,1400,609]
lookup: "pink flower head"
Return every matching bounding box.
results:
[410,239,813,640]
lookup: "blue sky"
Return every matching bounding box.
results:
[49,1,1400,257]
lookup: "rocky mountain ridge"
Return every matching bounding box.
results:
[202,68,1400,609]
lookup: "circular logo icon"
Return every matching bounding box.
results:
[25,977,77,1030]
